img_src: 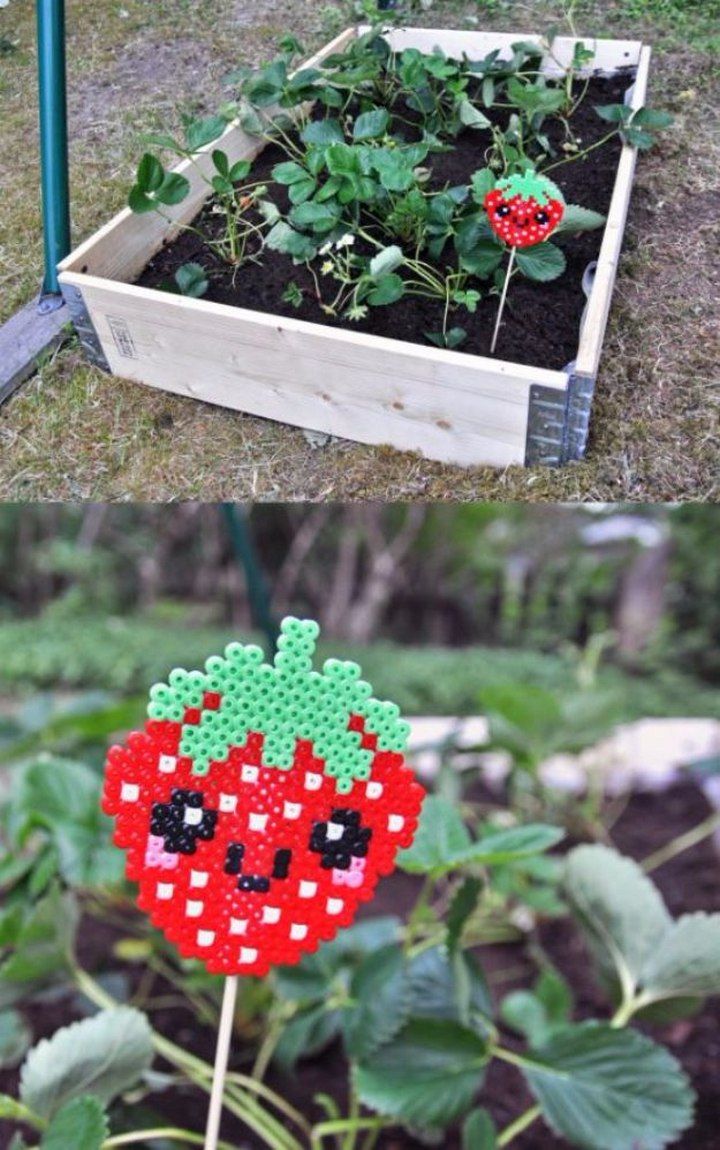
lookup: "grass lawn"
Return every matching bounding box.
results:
[0,0,718,501]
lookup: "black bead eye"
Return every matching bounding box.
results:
[310,809,372,871]
[496,203,511,218]
[150,789,218,854]
[535,210,549,225]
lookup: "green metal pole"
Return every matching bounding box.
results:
[220,504,279,657]
[36,0,70,306]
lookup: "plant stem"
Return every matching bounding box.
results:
[310,1118,390,1150]
[497,1105,542,1147]
[342,1084,361,1150]
[542,129,619,172]
[103,1129,234,1149]
[642,811,720,874]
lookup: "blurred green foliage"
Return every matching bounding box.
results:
[0,614,719,718]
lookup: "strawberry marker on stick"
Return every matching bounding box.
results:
[484,169,565,354]
[103,617,426,1150]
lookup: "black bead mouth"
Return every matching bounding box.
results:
[225,844,291,894]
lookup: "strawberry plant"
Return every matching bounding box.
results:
[127,22,672,358]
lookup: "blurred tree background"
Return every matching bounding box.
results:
[0,503,717,718]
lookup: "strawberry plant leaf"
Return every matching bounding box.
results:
[353,108,390,140]
[622,127,655,150]
[273,1003,342,1070]
[175,263,209,299]
[632,107,673,129]
[136,153,163,193]
[355,1018,489,1128]
[501,989,553,1047]
[156,172,191,207]
[594,103,631,124]
[425,327,468,350]
[342,944,411,1061]
[640,913,720,1001]
[458,100,491,129]
[265,221,318,262]
[408,945,492,1028]
[459,241,504,278]
[288,201,340,233]
[369,245,404,278]
[446,877,482,953]
[470,168,496,200]
[523,1023,695,1150]
[565,845,671,1001]
[367,273,405,306]
[535,966,573,1024]
[0,1009,31,1069]
[462,1108,497,1149]
[396,795,471,874]
[8,757,123,887]
[185,115,227,152]
[20,1007,153,1121]
[455,823,564,868]
[516,243,566,282]
[0,884,78,1001]
[39,1096,108,1150]
[274,916,402,1003]
[399,797,562,876]
[301,120,345,147]
[272,161,309,185]
[556,204,606,234]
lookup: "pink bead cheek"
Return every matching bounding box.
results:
[332,857,366,889]
[145,834,179,869]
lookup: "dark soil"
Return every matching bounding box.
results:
[4,782,718,1149]
[138,74,629,370]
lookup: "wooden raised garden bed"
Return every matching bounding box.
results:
[58,26,651,468]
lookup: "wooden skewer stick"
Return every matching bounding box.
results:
[204,975,239,1150]
[490,245,516,356]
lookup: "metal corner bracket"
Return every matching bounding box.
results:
[60,283,110,372]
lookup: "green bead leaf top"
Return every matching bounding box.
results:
[494,169,565,207]
[147,616,411,791]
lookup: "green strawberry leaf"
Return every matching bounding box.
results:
[523,1023,694,1150]
[516,243,566,282]
[39,1096,108,1150]
[355,1018,489,1128]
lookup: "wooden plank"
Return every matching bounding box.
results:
[0,297,70,405]
[368,26,643,72]
[61,272,567,468]
[575,45,652,377]
[58,26,358,283]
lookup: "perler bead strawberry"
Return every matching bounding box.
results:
[102,617,425,977]
[484,169,565,248]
